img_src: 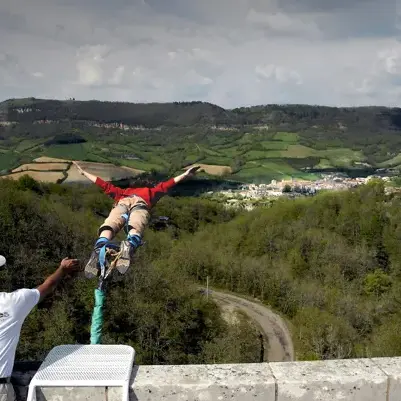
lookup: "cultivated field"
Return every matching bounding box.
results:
[34,157,70,163]
[185,163,232,176]
[1,171,65,183]
[0,125,383,183]
[2,160,145,184]
[64,163,144,183]
[12,163,69,172]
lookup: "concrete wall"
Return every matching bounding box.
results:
[11,357,401,401]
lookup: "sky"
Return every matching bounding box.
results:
[0,0,400,108]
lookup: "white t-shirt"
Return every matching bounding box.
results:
[0,289,40,377]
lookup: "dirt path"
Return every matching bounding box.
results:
[209,290,295,362]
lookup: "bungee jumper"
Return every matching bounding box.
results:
[73,161,200,344]
[73,161,200,279]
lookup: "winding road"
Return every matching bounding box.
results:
[208,290,295,362]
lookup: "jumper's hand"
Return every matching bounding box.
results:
[73,161,84,175]
[184,166,201,178]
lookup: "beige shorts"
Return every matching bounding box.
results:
[99,196,150,237]
[0,383,15,401]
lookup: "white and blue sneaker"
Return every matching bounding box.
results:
[84,238,108,279]
[116,234,142,275]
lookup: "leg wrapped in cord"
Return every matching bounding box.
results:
[127,233,142,248]
[116,233,142,275]
[84,237,110,279]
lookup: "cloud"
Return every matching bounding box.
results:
[75,45,110,86]
[344,41,401,105]
[255,64,303,85]
[109,66,125,86]
[0,0,399,107]
[246,9,321,38]
[378,46,401,75]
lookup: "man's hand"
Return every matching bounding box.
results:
[37,258,82,302]
[60,257,81,275]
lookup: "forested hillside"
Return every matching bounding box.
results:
[0,176,260,364]
[0,99,232,127]
[162,179,401,360]
[2,98,401,131]
[2,174,401,361]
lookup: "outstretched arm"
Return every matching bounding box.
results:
[173,166,201,184]
[36,258,81,302]
[151,166,201,196]
[73,161,123,199]
[73,161,97,183]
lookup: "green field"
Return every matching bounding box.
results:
[379,153,401,168]
[0,125,385,183]
[321,148,364,167]
[273,132,300,142]
[44,143,92,160]
[184,154,201,163]
[2,97,401,182]
[260,141,289,151]
[315,158,334,169]
[15,139,43,152]
[0,152,20,171]
[121,159,165,171]
[244,150,276,160]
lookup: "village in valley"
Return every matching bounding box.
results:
[206,172,400,210]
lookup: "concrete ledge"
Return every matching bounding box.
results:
[11,357,401,401]
[371,357,401,401]
[128,363,276,401]
[271,358,388,401]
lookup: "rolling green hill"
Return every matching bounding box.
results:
[1,98,401,182]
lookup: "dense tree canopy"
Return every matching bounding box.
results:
[0,176,259,364]
[3,173,401,362]
[3,98,401,132]
[160,180,401,360]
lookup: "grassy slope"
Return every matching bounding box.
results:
[0,152,21,171]
[379,153,401,168]
[0,127,391,183]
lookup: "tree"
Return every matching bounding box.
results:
[364,270,392,297]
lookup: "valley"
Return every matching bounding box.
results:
[1,99,401,185]
[2,98,401,364]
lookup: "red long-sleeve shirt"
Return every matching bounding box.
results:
[95,177,177,208]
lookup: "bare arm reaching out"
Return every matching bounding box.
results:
[73,161,98,183]
[36,258,81,302]
[73,161,124,200]
[74,161,200,185]
[173,166,201,184]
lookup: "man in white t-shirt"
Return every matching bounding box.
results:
[0,257,81,401]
